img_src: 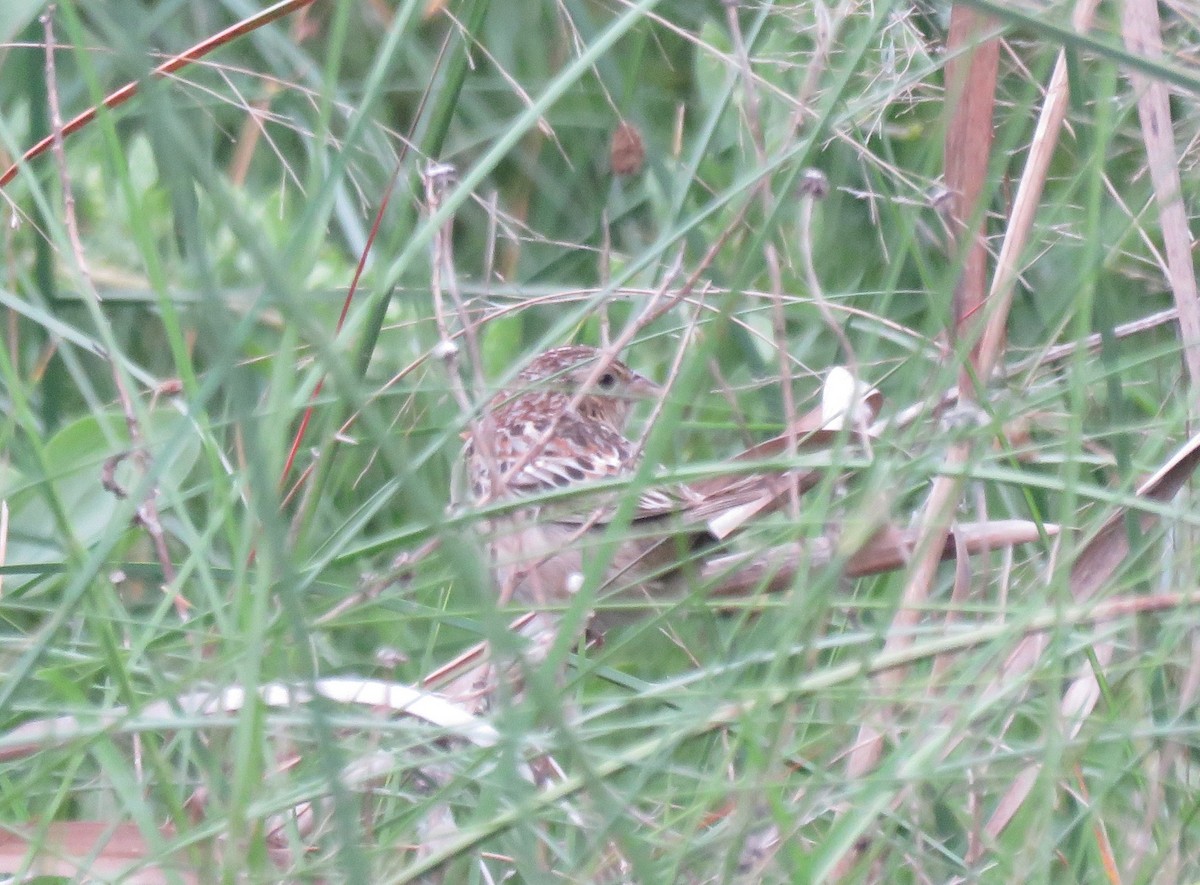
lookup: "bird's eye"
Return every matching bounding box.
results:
[598,372,617,390]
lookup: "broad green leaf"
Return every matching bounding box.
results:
[4,409,202,589]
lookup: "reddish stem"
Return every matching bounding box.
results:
[0,0,317,189]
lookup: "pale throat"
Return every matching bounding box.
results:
[575,395,630,431]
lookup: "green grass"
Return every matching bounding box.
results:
[2,0,1199,881]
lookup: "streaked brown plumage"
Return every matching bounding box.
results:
[441,345,1052,707]
[463,345,810,616]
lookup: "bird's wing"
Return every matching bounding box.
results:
[501,414,632,492]
[474,411,817,538]
[481,413,690,524]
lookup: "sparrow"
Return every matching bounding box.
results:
[448,344,1052,711]
[462,345,816,617]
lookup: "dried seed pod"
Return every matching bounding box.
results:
[610,121,645,177]
[797,168,830,200]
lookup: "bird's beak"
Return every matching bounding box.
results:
[627,372,661,398]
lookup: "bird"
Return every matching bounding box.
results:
[461,344,816,620]
[446,344,1052,706]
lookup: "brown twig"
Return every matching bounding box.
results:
[976,0,1102,379]
[797,169,855,370]
[840,9,1001,799]
[426,162,481,417]
[42,8,179,606]
[1122,0,1200,395]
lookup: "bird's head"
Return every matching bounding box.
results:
[515,345,659,430]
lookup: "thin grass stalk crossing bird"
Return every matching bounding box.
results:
[444,345,1050,705]
[461,345,827,621]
